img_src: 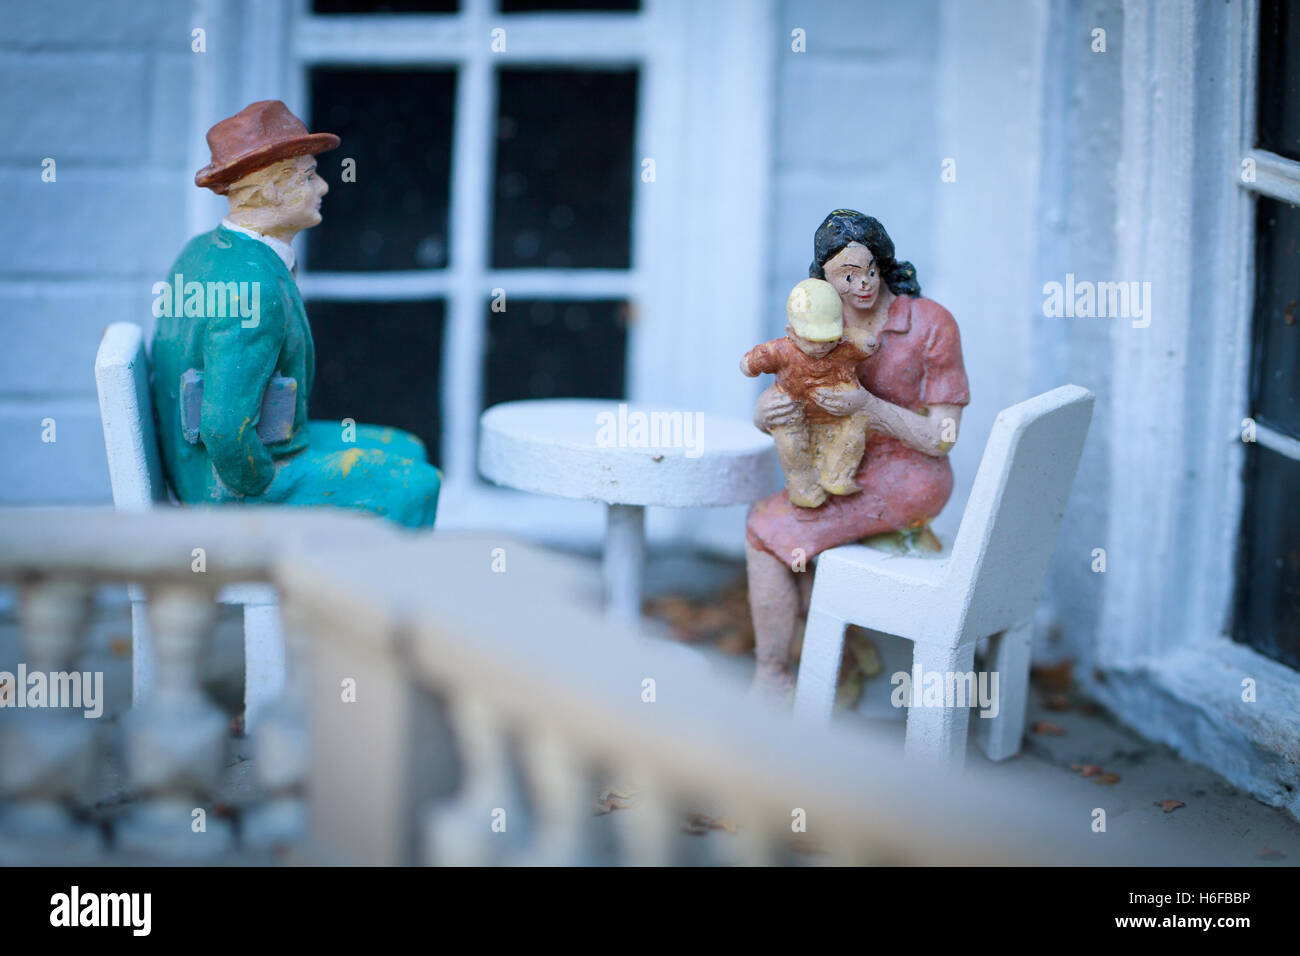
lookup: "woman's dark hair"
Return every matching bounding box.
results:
[808,209,921,297]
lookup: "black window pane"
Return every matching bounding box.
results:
[1234,445,1300,670]
[308,69,455,272]
[306,300,445,469]
[501,0,637,10]
[314,0,458,13]
[482,299,627,409]
[1258,0,1300,161]
[492,70,637,269]
[1247,197,1300,439]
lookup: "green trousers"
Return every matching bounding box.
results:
[209,421,441,529]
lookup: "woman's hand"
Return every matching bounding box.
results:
[811,385,873,418]
[753,385,802,433]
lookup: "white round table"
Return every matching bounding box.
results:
[478,399,777,622]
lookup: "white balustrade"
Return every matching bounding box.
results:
[0,509,1203,866]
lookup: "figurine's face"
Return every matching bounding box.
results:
[786,326,838,358]
[822,243,881,312]
[228,155,329,240]
[269,155,329,232]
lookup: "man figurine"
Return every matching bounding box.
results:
[151,100,440,527]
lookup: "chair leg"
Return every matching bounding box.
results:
[792,606,847,721]
[904,640,976,770]
[243,603,286,734]
[976,620,1032,761]
[130,598,154,707]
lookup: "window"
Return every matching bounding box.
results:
[201,0,773,537]
[1234,0,1300,670]
[293,0,647,504]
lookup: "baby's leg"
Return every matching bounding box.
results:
[817,414,871,495]
[770,421,827,508]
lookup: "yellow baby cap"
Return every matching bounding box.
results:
[786,278,843,342]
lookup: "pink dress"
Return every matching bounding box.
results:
[746,294,970,562]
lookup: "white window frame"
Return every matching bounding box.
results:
[1093,0,1300,815]
[187,0,775,547]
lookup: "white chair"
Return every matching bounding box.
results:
[792,385,1094,769]
[94,322,285,731]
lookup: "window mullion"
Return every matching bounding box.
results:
[1239,148,1300,205]
[444,0,495,487]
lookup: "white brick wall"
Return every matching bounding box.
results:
[0,0,194,504]
[767,0,941,341]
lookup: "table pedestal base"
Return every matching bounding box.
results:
[603,503,645,624]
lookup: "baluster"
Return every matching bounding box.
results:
[423,691,515,866]
[115,584,232,860]
[242,595,308,853]
[616,767,676,866]
[511,726,590,866]
[708,814,774,867]
[0,577,98,863]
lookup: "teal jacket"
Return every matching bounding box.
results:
[152,226,314,502]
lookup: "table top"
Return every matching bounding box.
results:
[478,399,778,507]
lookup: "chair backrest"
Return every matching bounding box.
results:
[94,323,168,511]
[946,385,1094,634]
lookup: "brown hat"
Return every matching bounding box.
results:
[195,100,340,194]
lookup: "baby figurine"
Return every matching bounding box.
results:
[741,278,878,509]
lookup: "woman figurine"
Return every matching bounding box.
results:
[746,209,970,696]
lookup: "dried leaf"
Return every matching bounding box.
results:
[1073,764,1103,777]
[1031,660,1074,694]
[1043,693,1071,711]
[682,812,712,835]
[1094,772,1121,785]
[108,636,132,658]
[593,796,637,816]
[789,835,825,855]
[1258,846,1286,860]
[1154,799,1185,813]
[598,784,639,801]
[1031,720,1066,736]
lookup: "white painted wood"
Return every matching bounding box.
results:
[793,386,1094,769]
[904,641,976,767]
[931,0,1050,553]
[1074,0,1300,818]
[976,619,1032,762]
[603,503,645,624]
[790,607,846,722]
[93,323,168,511]
[294,12,645,65]
[443,0,494,490]
[0,511,1208,863]
[298,268,635,302]
[480,398,775,618]
[94,323,286,723]
[1241,148,1300,206]
[1254,422,1300,462]
[242,603,286,734]
[478,399,775,508]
